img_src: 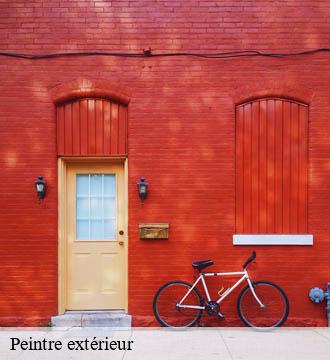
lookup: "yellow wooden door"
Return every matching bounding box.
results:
[66,163,126,310]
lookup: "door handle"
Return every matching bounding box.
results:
[119,230,124,235]
[118,241,124,246]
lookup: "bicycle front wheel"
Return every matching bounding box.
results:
[153,280,203,327]
[237,280,289,328]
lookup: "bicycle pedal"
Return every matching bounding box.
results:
[217,312,225,319]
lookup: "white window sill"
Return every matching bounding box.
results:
[233,234,313,246]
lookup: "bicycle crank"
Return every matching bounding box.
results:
[205,301,224,318]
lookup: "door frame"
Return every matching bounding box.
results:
[57,157,128,315]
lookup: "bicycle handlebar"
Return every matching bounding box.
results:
[242,250,256,269]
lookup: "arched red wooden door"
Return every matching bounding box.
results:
[236,98,308,234]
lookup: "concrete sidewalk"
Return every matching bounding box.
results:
[0,327,329,360]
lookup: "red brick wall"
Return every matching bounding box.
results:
[0,0,330,326]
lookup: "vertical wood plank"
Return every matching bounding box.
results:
[251,101,260,233]
[111,103,119,154]
[95,100,104,154]
[80,99,88,155]
[298,105,308,233]
[103,101,111,154]
[259,100,268,233]
[266,99,275,232]
[243,104,252,233]
[290,103,300,232]
[236,106,244,233]
[282,101,291,233]
[118,104,127,155]
[64,103,73,155]
[57,105,65,155]
[72,101,80,155]
[87,99,96,155]
[274,100,283,233]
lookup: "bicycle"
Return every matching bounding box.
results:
[153,251,289,328]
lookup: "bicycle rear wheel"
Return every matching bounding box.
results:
[237,280,289,328]
[153,280,203,327]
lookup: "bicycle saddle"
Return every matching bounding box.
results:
[192,259,214,271]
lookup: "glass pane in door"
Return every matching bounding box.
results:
[76,174,116,240]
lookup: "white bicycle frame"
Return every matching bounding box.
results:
[177,269,265,310]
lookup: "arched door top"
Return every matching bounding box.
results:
[237,97,308,108]
[57,98,127,156]
[50,78,130,106]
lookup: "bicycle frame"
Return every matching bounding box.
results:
[177,269,265,310]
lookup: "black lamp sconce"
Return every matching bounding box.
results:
[34,176,46,200]
[137,177,148,201]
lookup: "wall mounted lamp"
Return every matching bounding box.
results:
[137,177,148,201]
[34,176,46,200]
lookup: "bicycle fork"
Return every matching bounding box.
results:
[246,275,266,308]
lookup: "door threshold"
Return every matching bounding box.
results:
[66,310,126,314]
[51,311,132,327]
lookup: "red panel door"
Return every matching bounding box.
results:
[236,98,308,234]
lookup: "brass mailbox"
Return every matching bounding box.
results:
[139,223,169,239]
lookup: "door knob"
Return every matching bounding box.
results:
[119,230,124,235]
[118,241,124,246]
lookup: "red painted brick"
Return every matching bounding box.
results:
[0,0,329,327]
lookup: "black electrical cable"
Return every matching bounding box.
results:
[0,48,329,60]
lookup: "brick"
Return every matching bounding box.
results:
[0,0,329,327]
